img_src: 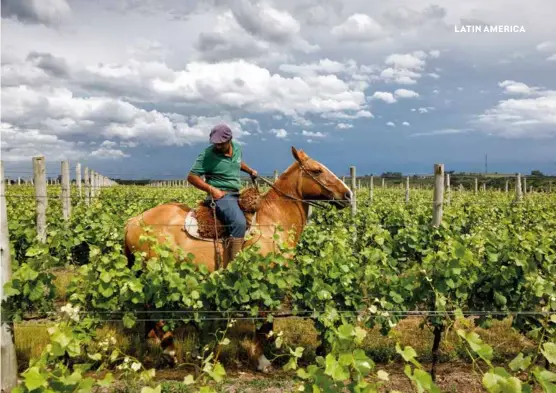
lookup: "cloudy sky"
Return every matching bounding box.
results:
[2,0,556,180]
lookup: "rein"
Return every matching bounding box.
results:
[251,160,337,210]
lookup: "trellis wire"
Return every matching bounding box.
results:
[13,310,556,325]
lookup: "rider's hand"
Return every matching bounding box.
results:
[211,187,226,200]
[250,169,258,177]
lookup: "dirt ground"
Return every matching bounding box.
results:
[99,361,541,393]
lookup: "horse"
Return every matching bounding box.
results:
[123,146,352,372]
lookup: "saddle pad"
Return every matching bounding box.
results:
[184,210,256,242]
[184,210,217,242]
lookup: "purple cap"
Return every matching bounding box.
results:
[209,124,232,144]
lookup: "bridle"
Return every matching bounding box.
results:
[253,158,345,209]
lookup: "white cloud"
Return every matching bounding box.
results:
[411,128,470,137]
[0,84,249,147]
[279,58,361,77]
[302,130,325,137]
[428,73,440,79]
[499,80,540,95]
[1,51,378,154]
[227,0,318,54]
[379,67,421,84]
[402,121,410,126]
[394,88,419,98]
[146,60,368,116]
[99,140,118,148]
[1,0,71,27]
[90,146,130,159]
[1,60,53,87]
[536,41,556,52]
[385,53,425,70]
[429,50,440,58]
[126,39,167,62]
[382,5,446,31]
[386,121,395,127]
[547,54,556,61]
[0,122,85,162]
[321,110,374,119]
[292,114,313,127]
[195,11,276,63]
[379,50,438,85]
[474,83,556,137]
[336,123,353,129]
[238,117,261,133]
[120,141,138,148]
[331,14,385,42]
[371,88,418,102]
[232,1,302,45]
[19,54,370,120]
[270,128,288,138]
[370,91,396,103]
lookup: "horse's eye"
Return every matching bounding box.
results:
[311,168,323,175]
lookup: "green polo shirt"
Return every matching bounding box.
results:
[189,140,242,191]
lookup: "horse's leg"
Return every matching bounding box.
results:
[144,319,178,367]
[251,321,273,373]
[313,319,329,358]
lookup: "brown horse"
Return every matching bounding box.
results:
[123,146,352,371]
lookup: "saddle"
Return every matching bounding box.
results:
[184,187,261,241]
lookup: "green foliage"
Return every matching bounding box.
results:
[3,184,555,392]
[9,302,153,393]
[457,314,556,393]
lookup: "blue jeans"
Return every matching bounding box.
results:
[206,192,247,238]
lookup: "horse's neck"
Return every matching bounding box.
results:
[257,175,309,239]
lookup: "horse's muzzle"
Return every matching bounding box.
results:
[332,192,352,209]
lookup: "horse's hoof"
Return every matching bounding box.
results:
[258,364,273,374]
[190,348,200,359]
[256,354,272,373]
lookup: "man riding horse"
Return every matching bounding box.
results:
[125,139,352,371]
[187,124,258,263]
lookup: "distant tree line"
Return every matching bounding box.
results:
[356,170,555,191]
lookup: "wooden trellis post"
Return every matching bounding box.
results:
[33,156,47,243]
[515,173,523,202]
[369,176,374,203]
[405,176,410,203]
[0,160,18,392]
[61,160,71,220]
[350,166,356,216]
[432,164,444,227]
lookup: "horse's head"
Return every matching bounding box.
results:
[290,146,352,209]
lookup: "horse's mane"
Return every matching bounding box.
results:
[259,161,300,209]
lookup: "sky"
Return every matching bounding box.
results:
[1,0,556,180]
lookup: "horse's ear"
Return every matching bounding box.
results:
[291,146,300,162]
[291,146,308,163]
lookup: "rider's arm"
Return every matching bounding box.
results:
[188,150,216,196]
[187,173,212,193]
[240,161,257,176]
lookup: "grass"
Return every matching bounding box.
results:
[105,373,296,393]
[14,321,52,372]
[13,313,535,372]
[51,267,76,303]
